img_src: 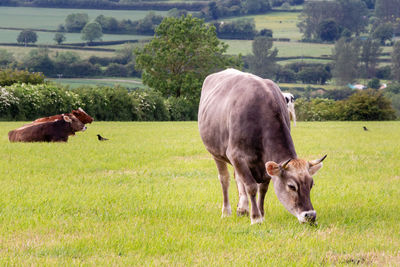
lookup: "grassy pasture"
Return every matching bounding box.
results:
[0,121,399,265]
[226,11,302,40]
[0,7,168,31]
[225,40,333,58]
[49,78,145,89]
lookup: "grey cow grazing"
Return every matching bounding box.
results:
[198,69,326,224]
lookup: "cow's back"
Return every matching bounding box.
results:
[199,69,295,166]
[8,120,71,142]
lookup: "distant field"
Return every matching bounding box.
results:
[226,11,302,40]
[0,29,151,45]
[49,78,146,89]
[225,40,333,58]
[0,7,168,30]
[0,121,399,265]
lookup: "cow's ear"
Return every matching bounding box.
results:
[63,115,72,123]
[266,161,281,177]
[308,155,327,176]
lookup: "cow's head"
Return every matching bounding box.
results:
[63,115,86,132]
[71,108,94,124]
[265,155,326,224]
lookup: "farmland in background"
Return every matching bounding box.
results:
[48,78,145,89]
[0,7,168,30]
[0,29,150,45]
[0,121,399,265]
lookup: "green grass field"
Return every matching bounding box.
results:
[0,121,399,265]
[0,7,168,31]
[49,78,146,89]
[226,11,302,40]
[225,40,333,58]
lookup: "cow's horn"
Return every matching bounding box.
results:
[280,158,292,169]
[310,155,327,166]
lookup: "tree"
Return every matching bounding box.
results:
[367,78,381,89]
[332,38,361,85]
[244,0,271,14]
[65,13,89,32]
[298,0,368,40]
[372,23,394,45]
[247,36,278,78]
[17,30,38,46]
[95,15,119,33]
[135,15,240,100]
[53,32,66,45]
[81,22,103,43]
[392,41,400,82]
[360,39,382,78]
[0,49,14,67]
[23,48,54,76]
[317,19,340,42]
[375,0,400,23]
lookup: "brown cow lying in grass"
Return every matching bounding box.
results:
[34,108,94,124]
[8,115,86,142]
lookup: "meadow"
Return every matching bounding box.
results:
[0,121,399,265]
[49,78,145,89]
[0,7,168,30]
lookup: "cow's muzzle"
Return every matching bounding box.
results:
[81,126,87,132]
[297,210,316,224]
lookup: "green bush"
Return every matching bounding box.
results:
[295,90,396,121]
[130,89,169,121]
[0,69,45,86]
[4,83,82,120]
[166,97,197,121]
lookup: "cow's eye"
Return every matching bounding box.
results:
[288,184,297,191]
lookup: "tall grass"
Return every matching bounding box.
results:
[0,121,399,265]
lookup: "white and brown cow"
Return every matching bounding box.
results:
[282,92,296,126]
[198,69,326,224]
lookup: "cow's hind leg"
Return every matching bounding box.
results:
[214,158,231,217]
[234,171,249,216]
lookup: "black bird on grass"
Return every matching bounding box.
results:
[97,134,109,141]
[363,126,368,131]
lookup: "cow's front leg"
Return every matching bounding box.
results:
[234,171,249,216]
[232,159,263,224]
[214,158,231,217]
[257,180,270,217]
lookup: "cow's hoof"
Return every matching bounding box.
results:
[251,216,264,225]
[221,207,232,218]
[237,208,249,217]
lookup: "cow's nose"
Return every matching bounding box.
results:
[299,210,316,223]
[82,126,87,131]
[304,210,316,222]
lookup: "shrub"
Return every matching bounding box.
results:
[0,69,45,86]
[105,63,128,77]
[295,98,339,121]
[339,89,396,121]
[4,83,82,120]
[130,89,169,121]
[165,97,197,121]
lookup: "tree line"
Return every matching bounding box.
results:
[0,45,140,78]
[298,0,400,42]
